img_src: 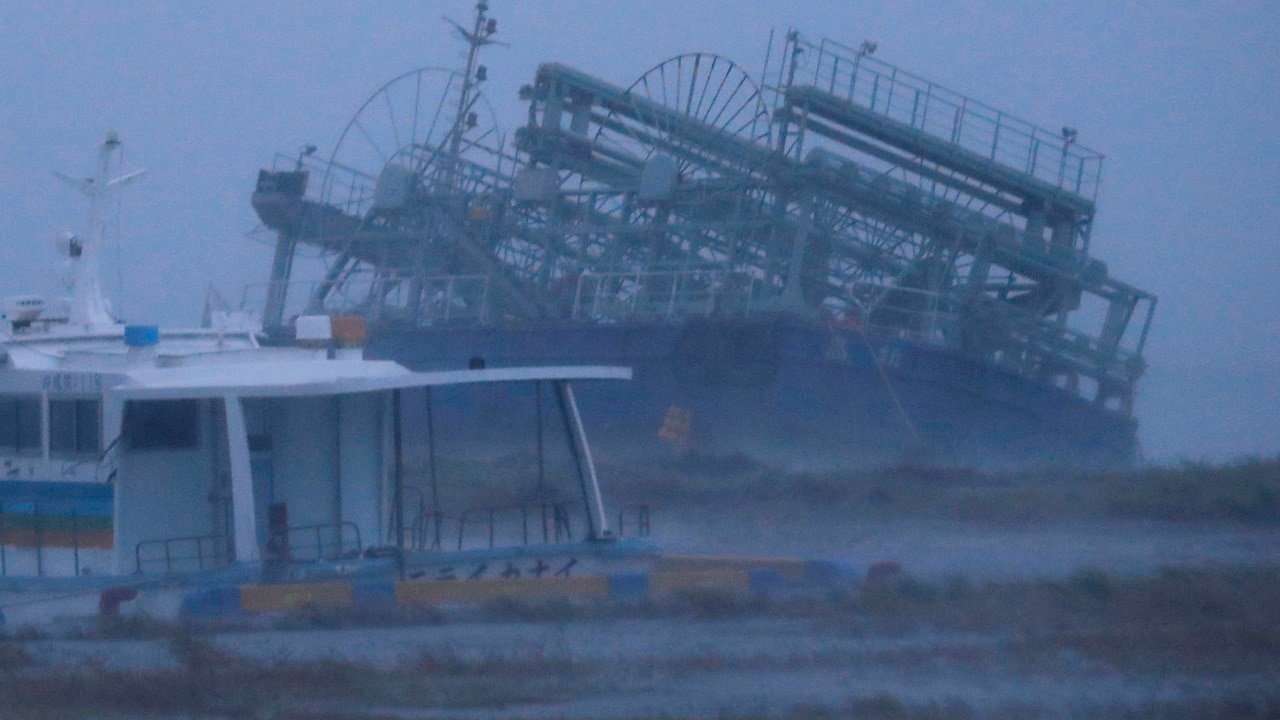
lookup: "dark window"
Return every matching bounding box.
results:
[76,400,100,454]
[124,400,198,450]
[49,399,100,456]
[0,395,41,455]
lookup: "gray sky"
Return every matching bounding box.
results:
[0,1,1276,463]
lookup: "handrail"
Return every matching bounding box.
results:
[455,502,574,551]
[134,534,230,575]
[572,268,780,321]
[410,508,450,551]
[616,504,651,538]
[286,521,363,563]
[240,272,491,326]
[798,34,1104,201]
[133,520,362,575]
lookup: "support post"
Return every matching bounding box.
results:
[263,234,298,333]
[426,387,440,550]
[224,395,259,563]
[555,381,609,540]
[536,381,548,543]
[392,388,406,580]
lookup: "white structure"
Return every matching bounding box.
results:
[0,319,627,578]
[0,135,629,580]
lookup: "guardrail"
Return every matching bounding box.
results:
[286,521,363,563]
[795,36,1104,201]
[572,268,780,321]
[134,521,362,575]
[135,534,231,575]
[616,504,651,538]
[455,502,574,551]
[241,272,492,328]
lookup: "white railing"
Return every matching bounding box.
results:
[242,272,491,327]
[798,37,1105,201]
[571,269,781,322]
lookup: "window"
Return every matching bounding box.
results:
[0,395,41,455]
[124,399,198,450]
[49,399,101,456]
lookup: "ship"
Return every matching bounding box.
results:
[247,4,1156,469]
[0,133,653,616]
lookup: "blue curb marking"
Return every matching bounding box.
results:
[180,586,243,619]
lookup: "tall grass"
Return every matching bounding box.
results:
[601,455,1280,522]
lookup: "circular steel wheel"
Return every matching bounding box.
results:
[568,54,772,273]
[320,67,503,213]
[606,52,771,177]
[299,68,504,322]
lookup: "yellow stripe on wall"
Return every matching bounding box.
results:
[395,575,610,605]
[654,555,806,581]
[649,569,752,594]
[240,581,354,612]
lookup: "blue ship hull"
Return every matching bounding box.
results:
[368,317,1136,469]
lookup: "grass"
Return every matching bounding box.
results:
[597,455,1280,523]
[0,630,599,718]
[834,565,1280,674]
[2,454,1277,717]
[1,564,1277,718]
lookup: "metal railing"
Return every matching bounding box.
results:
[455,502,574,551]
[241,272,491,327]
[571,268,780,322]
[286,521,363,563]
[616,504,651,538]
[135,534,231,575]
[133,521,362,575]
[796,36,1104,200]
[272,135,516,221]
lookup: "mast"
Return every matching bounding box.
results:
[444,1,499,189]
[57,131,144,332]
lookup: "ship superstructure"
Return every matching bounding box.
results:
[250,5,1156,466]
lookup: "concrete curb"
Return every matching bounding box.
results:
[179,555,856,619]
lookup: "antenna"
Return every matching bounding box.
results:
[55,132,145,332]
[442,1,505,188]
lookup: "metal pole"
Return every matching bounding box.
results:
[35,502,43,577]
[556,382,609,539]
[536,381,548,543]
[392,388,405,581]
[554,382,596,540]
[426,387,440,550]
[71,510,80,577]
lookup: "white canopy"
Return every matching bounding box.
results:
[110,360,631,400]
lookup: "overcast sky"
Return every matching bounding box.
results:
[0,1,1276,463]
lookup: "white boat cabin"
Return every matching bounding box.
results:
[0,322,626,578]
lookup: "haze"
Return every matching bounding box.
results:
[0,1,1276,464]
